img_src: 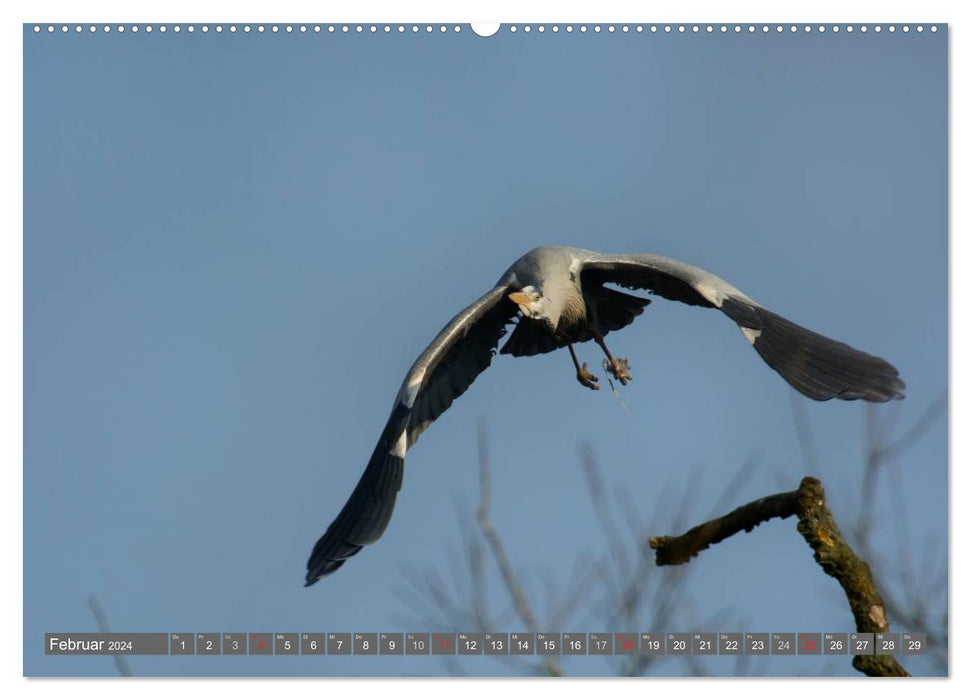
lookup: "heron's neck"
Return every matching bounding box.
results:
[544,277,585,330]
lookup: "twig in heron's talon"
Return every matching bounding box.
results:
[614,357,632,384]
[602,357,632,385]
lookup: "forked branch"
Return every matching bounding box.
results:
[649,477,909,677]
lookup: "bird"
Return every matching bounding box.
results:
[304,245,904,585]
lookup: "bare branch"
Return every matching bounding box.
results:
[580,443,630,579]
[649,489,799,566]
[789,392,819,476]
[87,595,132,677]
[476,418,563,677]
[649,477,909,677]
[874,391,946,463]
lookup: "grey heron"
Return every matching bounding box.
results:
[305,246,903,585]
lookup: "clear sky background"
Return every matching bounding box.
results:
[23,23,946,677]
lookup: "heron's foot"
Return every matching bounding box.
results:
[576,362,600,391]
[603,357,632,385]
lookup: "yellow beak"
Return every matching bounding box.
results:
[508,292,530,306]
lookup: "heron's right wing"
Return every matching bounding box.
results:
[305,284,518,585]
[581,252,905,403]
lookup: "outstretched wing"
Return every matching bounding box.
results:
[581,252,905,402]
[305,284,518,585]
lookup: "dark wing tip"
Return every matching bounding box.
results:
[305,557,349,586]
[304,441,405,585]
[844,369,905,403]
[750,307,906,403]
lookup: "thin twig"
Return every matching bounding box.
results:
[88,595,132,677]
[874,392,946,463]
[476,418,562,677]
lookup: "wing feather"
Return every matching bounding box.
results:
[305,285,517,585]
[581,253,904,403]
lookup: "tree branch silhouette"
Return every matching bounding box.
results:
[649,476,908,677]
[88,595,132,677]
[402,397,943,677]
[475,417,563,677]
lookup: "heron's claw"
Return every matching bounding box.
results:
[603,357,632,385]
[576,362,600,391]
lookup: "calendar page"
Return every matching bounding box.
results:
[23,13,948,680]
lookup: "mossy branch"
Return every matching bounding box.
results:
[649,476,909,677]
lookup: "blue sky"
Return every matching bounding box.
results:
[23,23,946,677]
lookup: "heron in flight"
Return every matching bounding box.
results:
[305,246,903,585]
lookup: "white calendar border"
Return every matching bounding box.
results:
[3,0,962,698]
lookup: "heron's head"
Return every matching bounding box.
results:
[508,286,548,320]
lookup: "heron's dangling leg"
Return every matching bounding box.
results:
[568,344,600,391]
[592,330,632,385]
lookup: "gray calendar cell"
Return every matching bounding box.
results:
[772,633,795,655]
[902,633,926,655]
[484,633,508,656]
[511,633,534,655]
[588,633,611,655]
[275,633,299,655]
[850,633,875,655]
[746,633,769,655]
[667,633,690,655]
[537,633,560,656]
[196,633,219,655]
[458,633,483,655]
[170,633,194,655]
[824,633,848,655]
[223,633,246,655]
[248,633,272,655]
[406,633,429,655]
[380,633,403,655]
[636,632,666,656]
[301,634,325,655]
[354,633,377,655]
[798,633,821,655]
[638,633,661,656]
[875,633,900,655]
[432,632,455,655]
[719,633,743,656]
[327,633,351,655]
[562,633,586,655]
[693,633,717,655]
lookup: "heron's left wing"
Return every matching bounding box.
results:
[581,252,904,403]
[305,284,517,584]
